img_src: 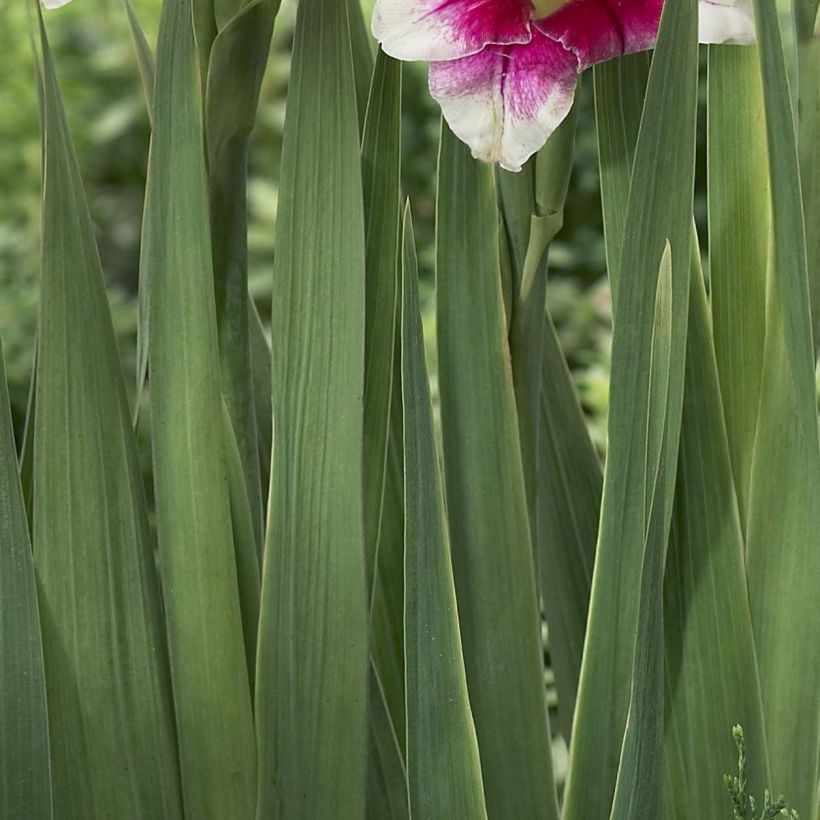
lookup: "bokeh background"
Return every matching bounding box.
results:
[0,0,614,454]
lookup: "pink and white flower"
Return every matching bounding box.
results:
[373,0,756,171]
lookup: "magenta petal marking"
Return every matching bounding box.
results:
[429,32,579,171]
[425,0,534,49]
[372,0,533,62]
[538,0,664,70]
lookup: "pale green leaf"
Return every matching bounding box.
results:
[145,0,256,812]
[0,336,51,819]
[33,16,182,817]
[437,125,559,820]
[609,244,678,820]
[795,0,820,343]
[746,1,820,811]
[254,0,368,812]
[401,206,488,820]
[708,44,770,524]
[206,0,279,555]
[359,50,408,818]
[564,0,699,813]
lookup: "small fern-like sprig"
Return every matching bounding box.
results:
[723,725,799,820]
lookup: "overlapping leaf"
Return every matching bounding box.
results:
[144,0,256,812]
[0,336,51,819]
[564,0,698,813]
[254,0,369,813]
[437,125,559,820]
[33,17,182,817]
[401,207,488,820]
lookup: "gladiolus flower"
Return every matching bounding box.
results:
[373,0,755,170]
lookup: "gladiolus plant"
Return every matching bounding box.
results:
[1,0,817,817]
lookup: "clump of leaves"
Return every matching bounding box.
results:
[724,725,799,819]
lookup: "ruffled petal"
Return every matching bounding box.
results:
[372,0,533,62]
[537,0,664,70]
[538,0,755,70]
[698,0,756,44]
[429,34,579,171]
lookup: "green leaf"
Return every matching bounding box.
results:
[145,0,256,812]
[400,206,488,820]
[497,104,596,740]
[359,50,409,818]
[597,26,772,820]
[537,311,600,739]
[663,248,770,817]
[206,0,279,555]
[33,16,182,817]
[564,0,699,813]
[498,103,577,542]
[592,52,651,284]
[366,660,409,820]
[222,400,261,690]
[123,0,155,126]
[0,336,51,819]
[437,125,559,820]
[609,244,679,820]
[795,0,820,342]
[746,0,820,811]
[248,299,272,501]
[254,0,368,812]
[346,0,375,130]
[707,44,770,524]
[368,332,407,813]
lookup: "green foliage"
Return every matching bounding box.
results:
[1,0,817,818]
[724,726,799,820]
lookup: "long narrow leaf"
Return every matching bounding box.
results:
[0,336,51,819]
[708,45,770,523]
[33,16,182,816]
[360,49,409,818]
[145,0,256,812]
[663,251,770,816]
[537,312,601,738]
[254,0,369,812]
[795,0,820,340]
[206,0,279,554]
[609,246,679,820]
[437,124,559,820]
[564,0,699,812]
[746,0,820,810]
[401,207,488,820]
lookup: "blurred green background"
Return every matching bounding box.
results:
[0,0,612,449]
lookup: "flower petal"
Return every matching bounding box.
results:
[538,0,756,70]
[372,0,533,62]
[429,34,579,171]
[537,0,664,70]
[40,0,73,8]
[698,0,756,44]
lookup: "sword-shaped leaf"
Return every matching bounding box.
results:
[437,125,559,820]
[33,16,182,817]
[746,0,820,811]
[564,0,698,813]
[255,0,369,812]
[401,207,488,820]
[145,0,256,812]
[0,335,51,819]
